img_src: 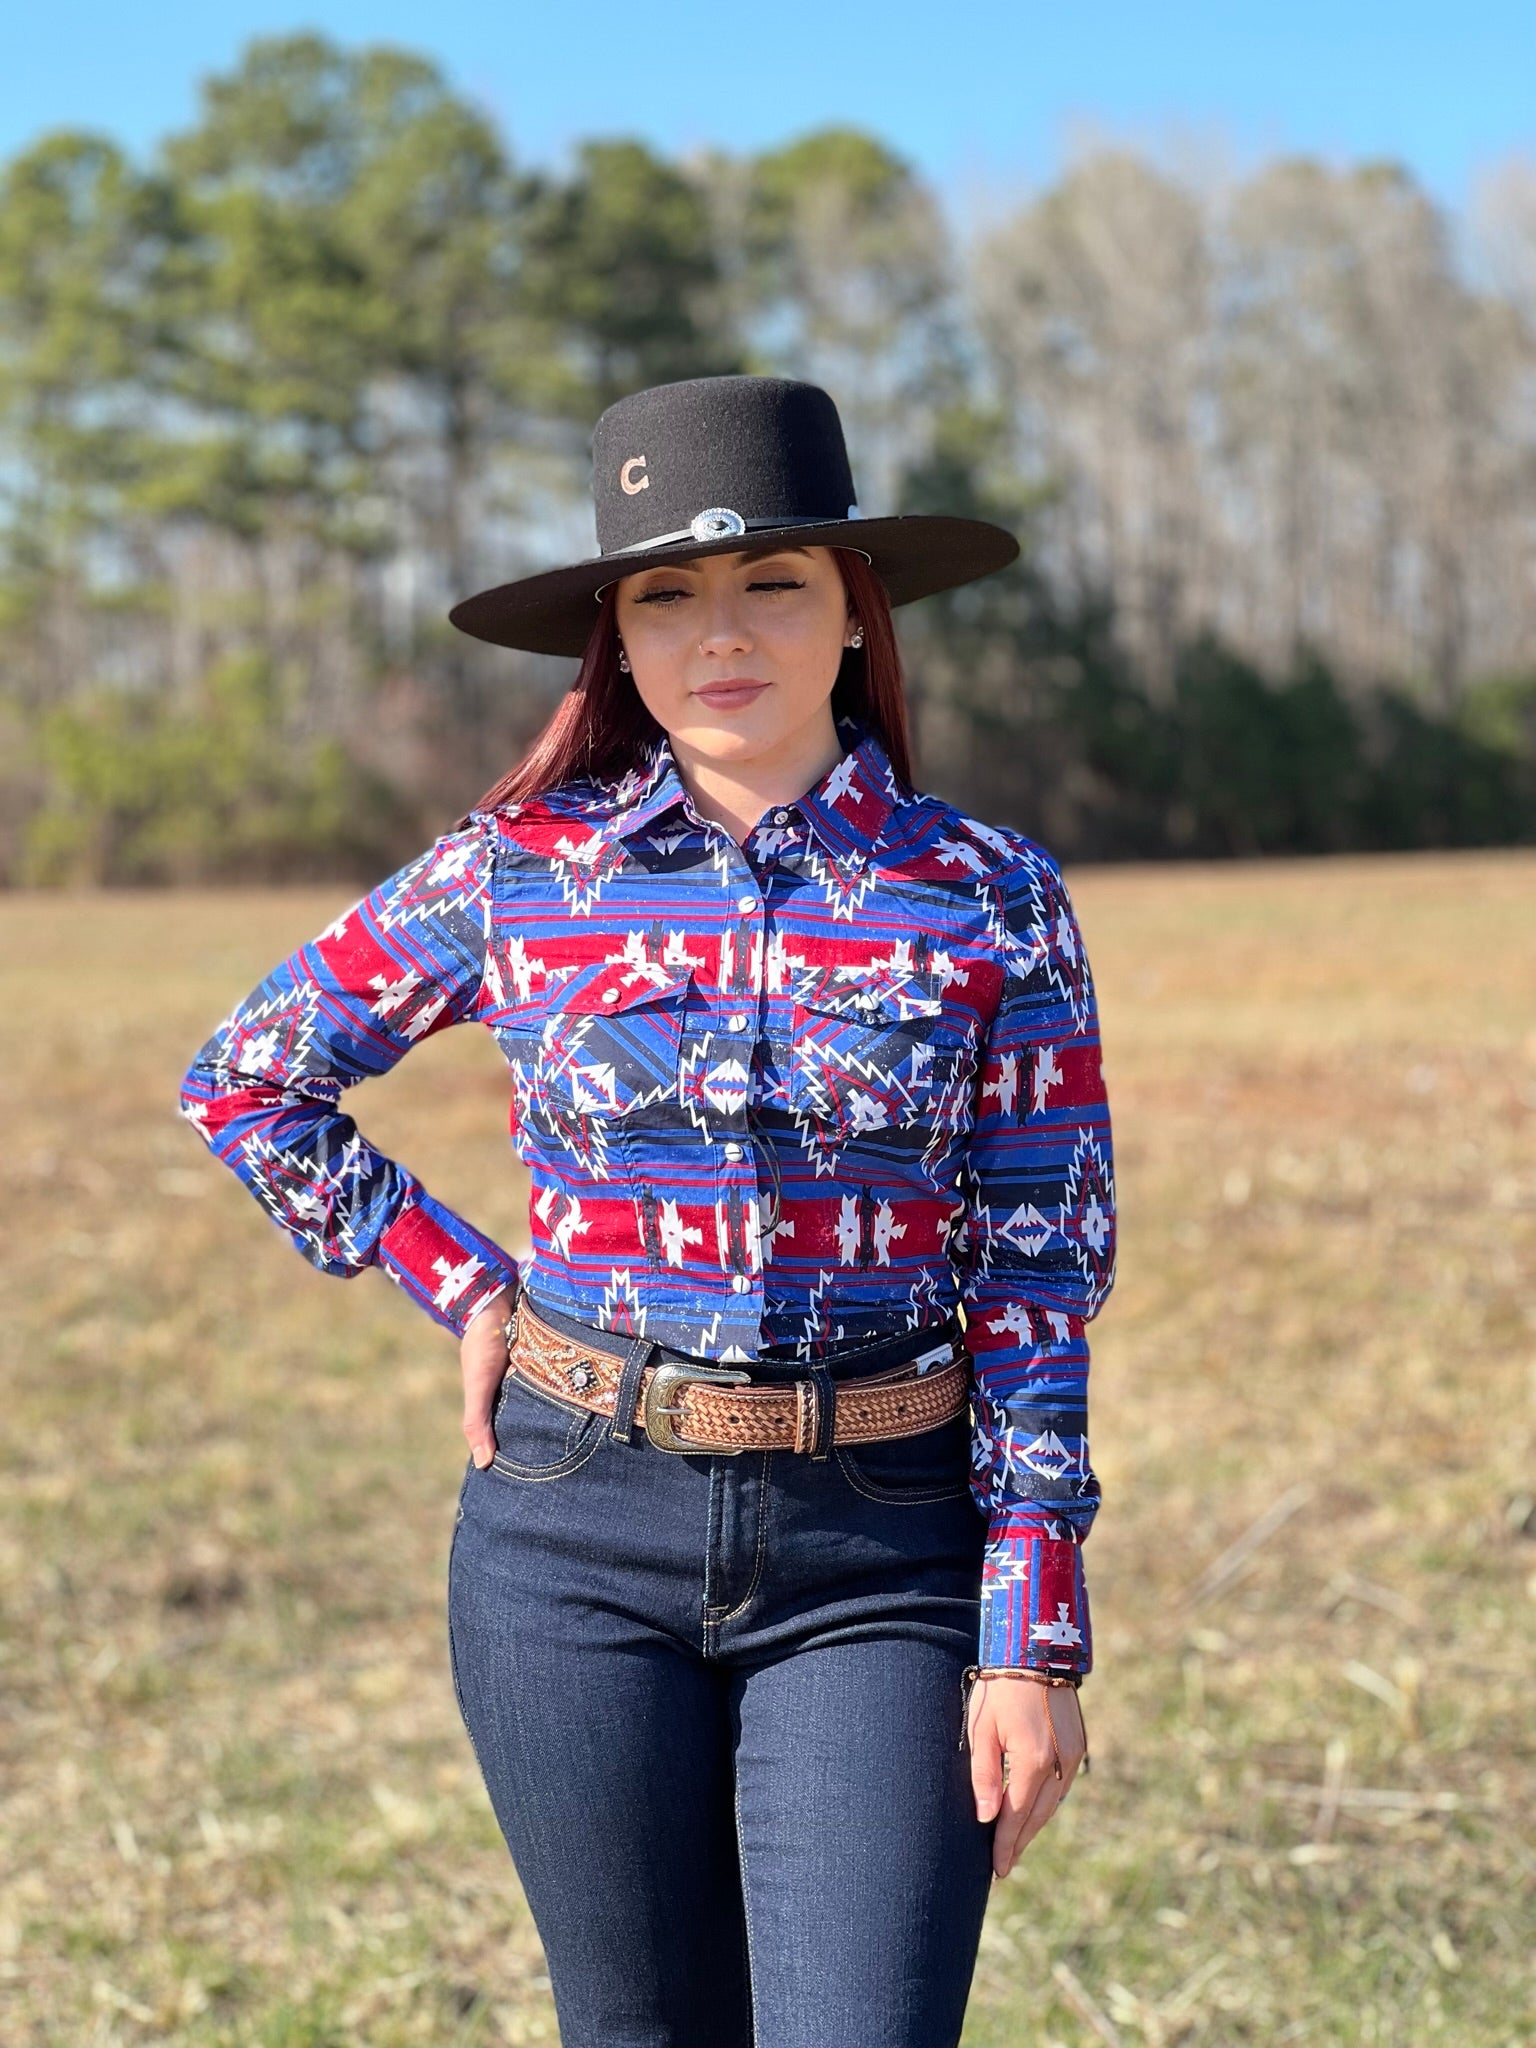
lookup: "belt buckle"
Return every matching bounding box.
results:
[642,1364,752,1454]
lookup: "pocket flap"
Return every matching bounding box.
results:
[789,963,949,1025]
[553,960,694,1017]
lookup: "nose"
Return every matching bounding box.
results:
[696,588,753,659]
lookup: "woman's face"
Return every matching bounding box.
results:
[613,544,857,764]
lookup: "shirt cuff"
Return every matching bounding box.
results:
[377,1193,520,1337]
[978,1519,1092,1674]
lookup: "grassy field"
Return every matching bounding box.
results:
[2,851,1533,2047]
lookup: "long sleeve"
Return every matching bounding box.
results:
[955,846,1116,1673]
[178,813,520,1337]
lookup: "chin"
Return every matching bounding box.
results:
[677,708,781,754]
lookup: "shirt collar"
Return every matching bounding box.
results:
[609,711,900,870]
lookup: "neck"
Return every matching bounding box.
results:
[669,707,846,846]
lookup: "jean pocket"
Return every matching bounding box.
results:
[488,1368,607,1482]
[834,1405,973,1504]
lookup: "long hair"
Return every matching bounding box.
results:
[463,548,914,820]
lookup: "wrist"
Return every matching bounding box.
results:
[461,1286,515,1338]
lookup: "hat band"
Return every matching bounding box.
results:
[606,506,864,557]
[593,508,872,603]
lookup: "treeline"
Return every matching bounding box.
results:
[1,33,1532,883]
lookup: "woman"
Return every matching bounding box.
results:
[180,374,1116,2048]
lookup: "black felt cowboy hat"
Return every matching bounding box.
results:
[447,374,1019,657]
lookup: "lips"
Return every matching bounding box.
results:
[693,680,770,706]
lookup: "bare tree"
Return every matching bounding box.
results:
[974,151,1213,699]
[974,147,1536,709]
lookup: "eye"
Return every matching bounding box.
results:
[747,578,806,593]
[632,585,690,605]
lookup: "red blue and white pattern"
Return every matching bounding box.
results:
[180,712,1116,1671]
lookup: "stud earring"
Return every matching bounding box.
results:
[849,626,864,649]
[617,645,631,673]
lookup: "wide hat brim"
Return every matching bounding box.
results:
[447,513,1019,658]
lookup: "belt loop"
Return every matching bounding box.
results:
[792,1379,815,1455]
[807,1364,836,1461]
[609,1336,657,1445]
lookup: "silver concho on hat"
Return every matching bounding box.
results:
[690,507,747,543]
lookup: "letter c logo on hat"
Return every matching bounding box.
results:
[620,456,650,495]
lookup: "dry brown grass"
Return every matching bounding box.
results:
[2,850,1532,2046]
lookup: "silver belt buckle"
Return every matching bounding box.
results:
[642,1363,751,1453]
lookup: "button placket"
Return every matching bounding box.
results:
[714,866,766,1296]
[716,988,756,1271]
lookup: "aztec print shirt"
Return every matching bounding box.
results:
[180,711,1116,1672]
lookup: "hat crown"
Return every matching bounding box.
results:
[591,376,858,558]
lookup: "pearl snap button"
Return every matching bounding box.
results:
[737,894,755,913]
[773,809,790,825]
[602,988,619,1003]
[731,1274,749,1292]
[723,1141,744,1160]
[727,1012,748,1032]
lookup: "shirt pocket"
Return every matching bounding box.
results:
[527,961,695,1138]
[786,966,980,1156]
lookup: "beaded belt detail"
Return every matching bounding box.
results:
[504,1296,970,1457]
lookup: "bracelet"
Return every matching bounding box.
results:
[958,1663,1091,1777]
[969,1664,1083,1688]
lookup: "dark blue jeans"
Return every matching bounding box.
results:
[446,1293,996,2048]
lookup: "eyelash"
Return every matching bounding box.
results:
[633,579,806,606]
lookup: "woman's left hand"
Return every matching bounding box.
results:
[967,1675,1087,1878]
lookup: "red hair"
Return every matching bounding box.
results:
[463,548,914,819]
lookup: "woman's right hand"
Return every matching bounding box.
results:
[461,1290,515,1467]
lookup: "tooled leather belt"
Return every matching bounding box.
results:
[504,1293,971,1458]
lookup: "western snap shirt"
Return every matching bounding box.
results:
[179,711,1117,1672]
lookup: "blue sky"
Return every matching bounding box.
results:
[3,1,1531,219]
